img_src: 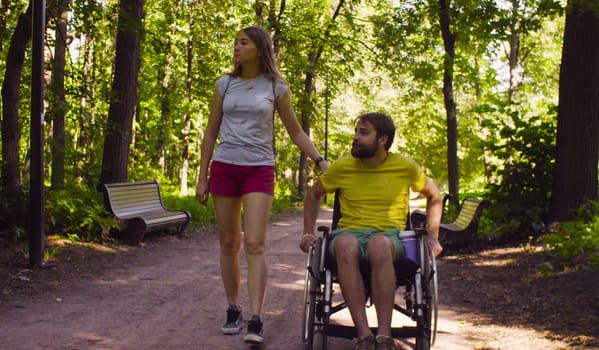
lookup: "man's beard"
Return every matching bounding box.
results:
[351,141,378,159]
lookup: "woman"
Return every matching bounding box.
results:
[195,26,328,345]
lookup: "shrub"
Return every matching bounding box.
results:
[482,110,556,241]
[45,186,118,242]
[161,193,215,226]
[541,200,599,269]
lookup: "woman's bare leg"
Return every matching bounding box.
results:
[242,192,273,317]
[214,195,243,306]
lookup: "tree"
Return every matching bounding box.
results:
[295,0,345,198]
[179,2,199,195]
[48,0,69,189]
[1,3,31,196]
[497,0,562,103]
[99,0,143,184]
[437,0,460,204]
[549,1,599,222]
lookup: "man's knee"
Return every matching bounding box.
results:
[367,235,394,265]
[334,235,361,263]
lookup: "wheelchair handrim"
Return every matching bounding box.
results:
[432,253,438,346]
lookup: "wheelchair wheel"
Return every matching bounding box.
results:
[431,253,438,345]
[415,238,437,350]
[312,329,326,350]
[303,237,323,348]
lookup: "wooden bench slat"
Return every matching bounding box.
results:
[97,180,191,242]
[439,197,490,246]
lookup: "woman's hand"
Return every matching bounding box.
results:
[196,180,209,205]
[299,233,316,253]
[318,159,329,173]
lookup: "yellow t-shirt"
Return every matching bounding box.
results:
[320,153,428,231]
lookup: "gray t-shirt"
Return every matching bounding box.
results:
[213,74,289,166]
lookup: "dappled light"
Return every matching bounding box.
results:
[2,210,596,349]
[439,245,599,348]
[270,280,305,292]
[47,235,131,254]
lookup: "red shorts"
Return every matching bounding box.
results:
[209,160,275,197]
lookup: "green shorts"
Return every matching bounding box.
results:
[328,228,405,262]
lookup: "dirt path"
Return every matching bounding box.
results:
[1,209,597,349]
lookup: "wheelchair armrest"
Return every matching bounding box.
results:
[317,225,330,238]
[410,210,428,229]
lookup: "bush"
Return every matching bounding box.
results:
[482,110,556,241]
[0,191,28,245]
[161,193,215,226]
[541,200,599,269]
[45,186,118,242]
[3,180,302,245]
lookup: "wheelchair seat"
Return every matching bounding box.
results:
[302,192,438,350]
[322,239,420,294]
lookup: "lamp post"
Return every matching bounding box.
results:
[29,0,46,267]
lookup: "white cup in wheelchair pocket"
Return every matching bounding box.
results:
[398,230,419,264]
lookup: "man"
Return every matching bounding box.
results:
[300,112,443,350]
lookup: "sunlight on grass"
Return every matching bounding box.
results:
[46,235,130,254]
[470,246,543,267]
[473,259,515,267]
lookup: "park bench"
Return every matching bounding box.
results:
[97,180,191,243]
[411,194,490,247]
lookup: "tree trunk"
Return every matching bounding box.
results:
[438,0,460,205]
[548,2,599,222]
[1,3,32,196]
[180,3,198,195]
[508,0,521,103]
[296,0,344,199]
[49,0,69,189]
[99,0,143,184]
[0,0,11,52]
[158,3,181,179]
[76,33,95,187]
[298,68,315,199]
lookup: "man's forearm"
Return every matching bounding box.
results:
[303,193,322,234]
[426,197,442,238]
[423,179,442,238]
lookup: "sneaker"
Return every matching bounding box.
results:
[221,305,242,334]
[243,315,264,344]
[354,335,376,350]
[375,335,398,350]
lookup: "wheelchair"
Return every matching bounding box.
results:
[302,199,438,350]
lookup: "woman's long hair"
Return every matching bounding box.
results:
[229,26,284,82]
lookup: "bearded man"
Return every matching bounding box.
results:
[299,112,443,350]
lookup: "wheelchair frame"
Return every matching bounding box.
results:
[302,214,438,350]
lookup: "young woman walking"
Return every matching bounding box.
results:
[195,26,328,345]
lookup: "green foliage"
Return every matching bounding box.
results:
[0,192,29,245]
[1,0,571,247]
[541,200,599,269]
[483,106,557,240]
[272,180,296,213]
[41,186,219,243]
[0,225,27,247]
[44,246,62,261]
[67,233,80,244]
[41,181,302,244]
[45,186,118,242]
[160,193,215,226]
